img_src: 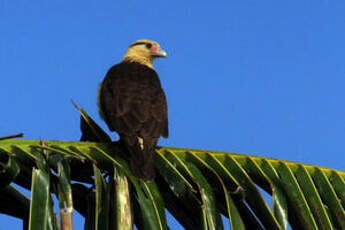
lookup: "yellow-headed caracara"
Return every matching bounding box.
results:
[97,40,168,181]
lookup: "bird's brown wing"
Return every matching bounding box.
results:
[99,61,168,139]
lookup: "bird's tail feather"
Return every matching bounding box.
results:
[120,136,156,181]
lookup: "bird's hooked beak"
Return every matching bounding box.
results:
[154,48,167,58]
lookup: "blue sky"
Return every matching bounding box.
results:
[2,1,345,229]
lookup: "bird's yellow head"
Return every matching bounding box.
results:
[122,39,167,68]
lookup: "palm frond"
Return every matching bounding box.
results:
[1,138,345,229]
[1,106,345,229]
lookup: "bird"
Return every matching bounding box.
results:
[97,39,168,181]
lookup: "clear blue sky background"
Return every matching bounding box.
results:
[2,1,345,229]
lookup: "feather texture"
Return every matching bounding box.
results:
[98,61,168,180]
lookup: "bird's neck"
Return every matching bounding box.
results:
[122,53,154,69]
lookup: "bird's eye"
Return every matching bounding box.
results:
[146,43,152,49]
